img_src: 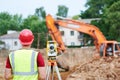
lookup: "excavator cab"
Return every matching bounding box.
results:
[100,41,120,57]
[113,42,120,56]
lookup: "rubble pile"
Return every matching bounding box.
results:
[66,57,120,80]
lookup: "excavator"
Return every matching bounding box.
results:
[46,14,120,58]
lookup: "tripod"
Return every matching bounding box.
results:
[46,59,62,80]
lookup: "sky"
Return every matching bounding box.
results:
[0,0,87,18]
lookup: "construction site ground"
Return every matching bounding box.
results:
[0,47,120,80]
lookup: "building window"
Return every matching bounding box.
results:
[70,31,74,36]
[14,41,17,46]
[61,31,64,36]
[71,42,75,46]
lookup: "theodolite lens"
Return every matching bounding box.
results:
[50,45,54,50]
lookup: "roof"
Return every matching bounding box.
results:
[80,18,101,23]
[0,32,19,39]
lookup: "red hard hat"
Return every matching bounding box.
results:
[19,29,34,45]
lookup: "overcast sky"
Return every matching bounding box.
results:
[0,0,87,18]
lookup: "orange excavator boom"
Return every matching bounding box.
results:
[46,14,107,52]
[46,14,66,52]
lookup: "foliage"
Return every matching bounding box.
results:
[56,5,68,17]
[9,14,23,30]
[80,0,105,18]
[21,15,39,29]
[90,20,109,38]
[72,15,80,20]
[104,1,120,41]
[35,7,46,20]
[0,12,23,35]
[0,40,5,44]
[80,0,119,18]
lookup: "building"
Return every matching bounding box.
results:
[0,30,22,51]
[59,27,83,46]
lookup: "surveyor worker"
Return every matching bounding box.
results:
[4,29,46,80]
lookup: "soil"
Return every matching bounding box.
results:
[1,48,120,80]
[53,57,120,80]
[66,57,120,80]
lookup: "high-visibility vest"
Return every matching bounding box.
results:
[9,49,38,80]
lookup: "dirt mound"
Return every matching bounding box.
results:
[66,57,120,80]
[56,47,96,70]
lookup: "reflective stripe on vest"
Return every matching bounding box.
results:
[10,51,38,75]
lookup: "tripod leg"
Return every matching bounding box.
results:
[46,66,49,74]
[51,66,54,80]
[46,66,51,80]
[55,65,62,80]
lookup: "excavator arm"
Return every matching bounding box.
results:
[46,14,66,53]
[46,14,107,53]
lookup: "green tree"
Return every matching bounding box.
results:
[80,0,105,18]
[72,15,80,20]
[0,12,23,35]
[8,14,23,30]
[21,15,37,29]
[56,5,69,17]
[34,7,47,48]
[35,7,46,20]
[80,0,119,18]
[104,1,120,41]
[0,12,12,35]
